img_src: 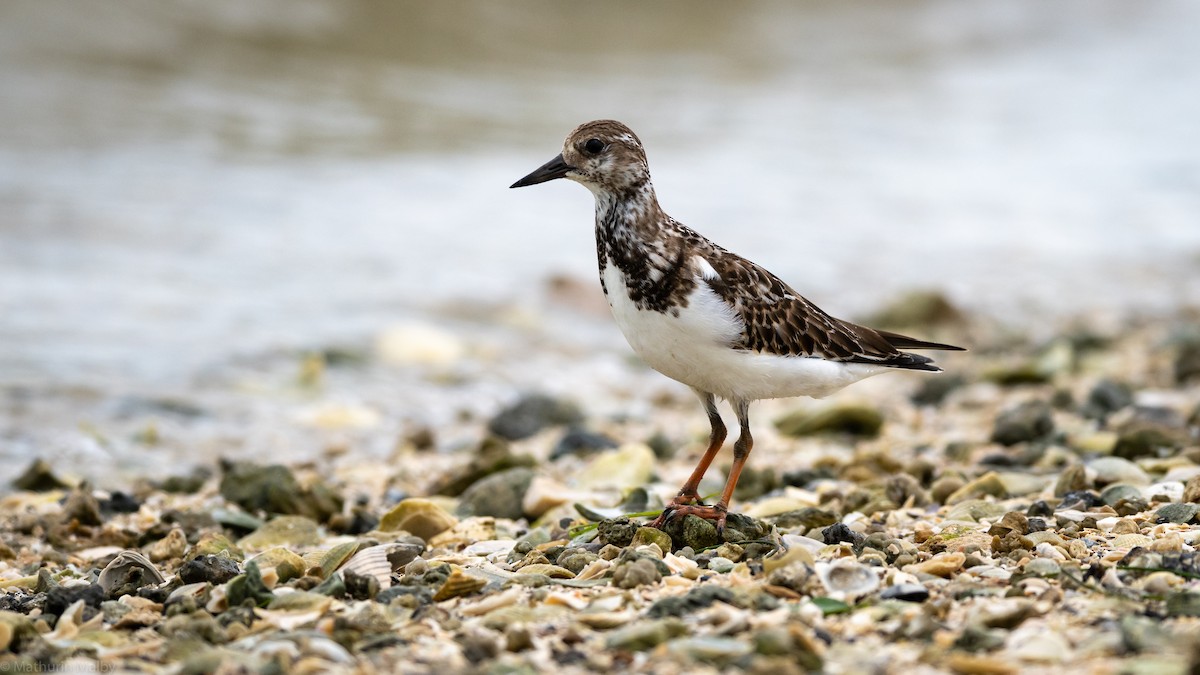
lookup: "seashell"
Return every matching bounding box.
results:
[662,553,701,580]
[341,544,394,589]
[573,559,612,581]
[317,541,361,579]
[762,543,815,575]
[462,540,516,558]
[1024,531,1066,547]
[460,587,523,616]
[167,582,210,604]
[98,550,165,594]
[1111,534,1153,549]
[249,548,306,583]
[906,552,966,578]
[432,568,487,601]
[543,590,588,610]
[380,498,457,541]
[515,564,575,579]
[816,561,879,599]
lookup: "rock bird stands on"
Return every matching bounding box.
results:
[511,120,964,533]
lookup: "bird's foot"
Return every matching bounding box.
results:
[649,501,728,535]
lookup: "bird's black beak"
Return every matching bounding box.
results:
[510,154,574,188]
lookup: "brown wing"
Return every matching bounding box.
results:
[697,246,959,370]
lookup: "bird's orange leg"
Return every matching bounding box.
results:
[652,398,752,536]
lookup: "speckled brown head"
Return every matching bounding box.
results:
[510,120,651,195]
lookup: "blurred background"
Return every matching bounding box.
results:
[1,0,1198,486]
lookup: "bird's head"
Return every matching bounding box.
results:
[510,120,651,196]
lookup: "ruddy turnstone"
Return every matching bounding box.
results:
[511,120,964,533]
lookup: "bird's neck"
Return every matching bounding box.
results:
[593,183,696,310]
[593,183,667,252]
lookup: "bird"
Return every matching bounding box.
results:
[510,120,964,533]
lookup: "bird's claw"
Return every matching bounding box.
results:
[649,501,728,535]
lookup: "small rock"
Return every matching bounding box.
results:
[707,557,735,574]
[1114,414,1190,459]
[179,555,241,586]
[44,583,105,618]
[1184,475,1200,503]
[931,474,966,504]
[218,460,342,522]
[578,444,656,491]
[1089,456,1151,486]
[605,619,686,651]
[906,552,965,577]
[1053,464,1089,497]
[61,486,102,526]
[946,472,1008,505]
[911,374,966,407]
[822,522,865,549]
[1023,558,1060,577]
[237,515,322,551]
[775,405,884,438]
[550,427,618,459]
[379,499,457,541]
[1099,484,1143,507]
[1156,503,1200,524]
[225,561,274,608]
[1175,339,1200,384]
[647,586,737,618]
[456,467,534,520]
[488,393,583,441]
[867,290,965,329]
[1081,379,1133,420]
[146,527,188,562]
[880,583,929,602]
[631,527,673,554]
[666,636,754,665]
[11,458,70,492]
[597,518,639,548]
[612,558,662,588]
[770,508,837,531]
[991,400,1054,446]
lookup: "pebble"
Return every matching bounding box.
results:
[1089,456,1151,486]
[991,400,1055,446]
[774,404,883,438]
[379,499,457,541]
[456,467,534,520]
[487,393,583,441]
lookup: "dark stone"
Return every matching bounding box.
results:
[179,555,241,585]
[775,405,884,438]
[1026,500,1054,518]
[60,486,102,526]
[550,427,618,459]
[1175,338,1200,385]
[376,585,433,607]
[991,400,1055,446]
[721,513,772,543]
[487,393,583,441]
[218,460,342,522]
[224,561,274,608]
[432,438,536,497]
[646,585,737,618]
[11,458,70,492]
[1081,379,1133,420]
[1058,490,1103,510]
[101,491,141,514]
[1156,503,1200,524]
[597,517,639,548]
[769,507,837,530]
[1114,409,1190,459]
[44,583,104,618]
[880,584,930,602]
[158,468,212,494]
[911,374,966,407]
[344,570,380,601]
[821,523,865,550]
[780,467,836,488]
[456,467,534,520]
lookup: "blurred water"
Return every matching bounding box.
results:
[1,0,1198,388]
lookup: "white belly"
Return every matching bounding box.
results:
[602,263,887,401]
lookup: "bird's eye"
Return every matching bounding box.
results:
[584,138,605,154]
